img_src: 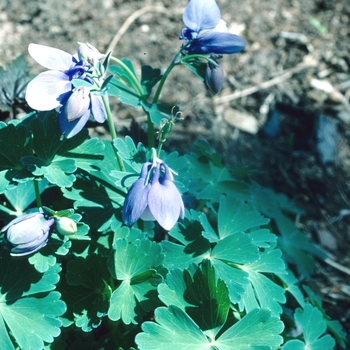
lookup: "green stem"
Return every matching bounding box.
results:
[108,55,157,149]
[33,179,43,209]
[152,53,181,105]
[102,94,125,172]
[0,204,17,216]
[147,112,155,149]
[157,141,164,157]
[109,56,145,97]
[147,51,181,148]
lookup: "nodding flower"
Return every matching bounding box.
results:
[122,161,184,231]
[1,212,54,256]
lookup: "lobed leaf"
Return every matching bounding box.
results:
[159,260,230,338]
[0,251,65,349]
[282,304,335,350]
[65,254,111,331]
[239,246,287,315]
[215,309,284,349]
[107,238,164,324]
[136,307,284,350]
[135,306,211,350]
[0,122,33,192]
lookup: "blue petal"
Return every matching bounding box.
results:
[147,164,184,230]
[122,163,152,226]
[1,212,41,232]
[205,62,225,94]
[90,94,107,123]
[59,95,91,138]
[64,87,91,122]
[183,0,220,32]
[188,32,246,54]
[5,213,54,256]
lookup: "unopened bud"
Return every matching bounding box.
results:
[78,42,104,66]
[55,217,77,236]
[205,62,225,94]
[64,86,90,122]
[158,118,174,143]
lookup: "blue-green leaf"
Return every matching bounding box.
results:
[135,306,211,350]
[239,246,286,315]
[215,309,284,349]
[0,122,33,192]
[107,238,164,324]
[113,136,147,174]
[159,260,230,338]
[141,64,162,96]
[66,254,111,331]
[217,195,270,240]
[136,307,284,350]
[0,253,65,349]
[4,179,48,213]
[106,76,142,107]
[282,304,335,350]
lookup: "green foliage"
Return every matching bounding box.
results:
[0,37,346,350]
[108,234,164,324]
[0,249,65,349]
[0,55,32,112]
[282,304,336,350]
[136,306,284,350]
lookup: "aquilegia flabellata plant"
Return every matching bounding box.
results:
[0,1,345,349]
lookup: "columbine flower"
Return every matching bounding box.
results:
[122,161,184,230]
[25,43,106,138]
[1,212,54,256]
[180,0,246,54]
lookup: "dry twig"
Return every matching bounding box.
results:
[324,257,350,276]
[214,55,317,104]
[107,6,168,54]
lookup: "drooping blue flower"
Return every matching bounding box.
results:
[25,43,106,138]
[1,212,54,256]
[122,161,184,230]
[180,0,246,54]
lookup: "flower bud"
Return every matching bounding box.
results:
[78,42,104,66]
[1,212,54,256]
[205,62,225,94]
[64,86,90,122]
[55,217,77,236]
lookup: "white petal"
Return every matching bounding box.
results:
[26,71,72,110]
[28,43,74,70]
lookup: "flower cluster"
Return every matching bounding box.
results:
[1,212,54,256]
[180,0,246,94]
[122,161,184,231]
[180,0,246,55]
[25,43,106,138]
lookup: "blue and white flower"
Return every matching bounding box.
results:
[1,212,54,256]
[25,43,106,138]
[180,0,245,54]
[122,161,184,230]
